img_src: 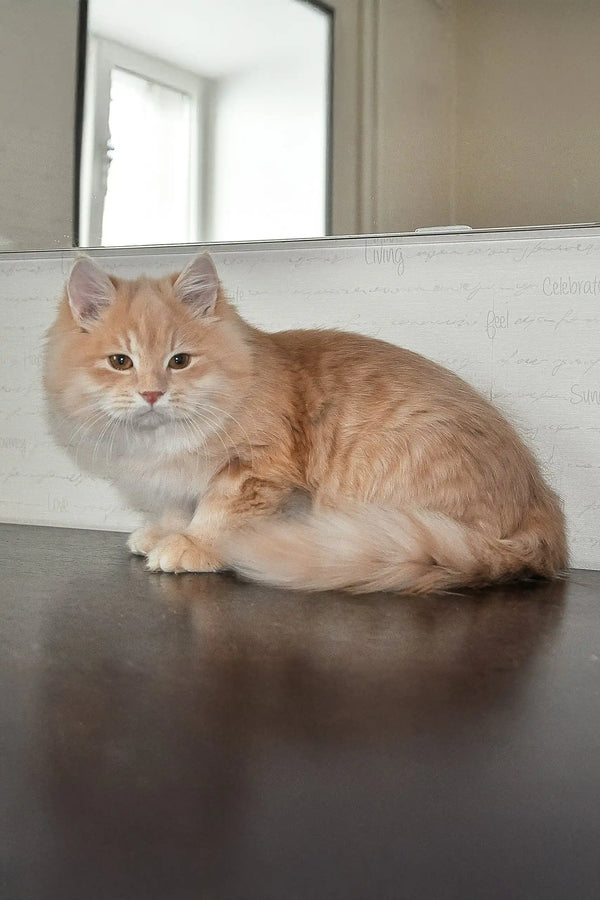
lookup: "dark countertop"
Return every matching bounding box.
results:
[1,522,599,900]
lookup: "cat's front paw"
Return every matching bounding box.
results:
[145,533,222,574]
[127,525,165,556]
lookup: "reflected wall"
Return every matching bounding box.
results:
[0,0,79,250]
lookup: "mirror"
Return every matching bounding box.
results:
[1,0,600,253]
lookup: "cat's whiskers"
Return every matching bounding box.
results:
[91,411,122,466]
[64,407,110,467]
[179,414,210,466]
[186,391,250,446]
[198,399,257,474]
[105,418,121,462]
[182,406,235,471]
[91,417,115,465]
[202,388,273,449]
[64,406,106,445]
[199,409,245,462]
[107,408,128,460]
[175,406,239,465]
[178,404,243,476]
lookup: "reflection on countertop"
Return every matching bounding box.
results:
[1,523,598,900]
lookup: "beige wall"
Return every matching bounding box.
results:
[370,0,457,233]
[0,0,79,251]
[355,0,600,234]
[329,0,458,235]
[456,0,600,229]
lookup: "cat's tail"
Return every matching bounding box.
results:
[223,502,567,594]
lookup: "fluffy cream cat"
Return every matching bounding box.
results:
[44,253,567,593]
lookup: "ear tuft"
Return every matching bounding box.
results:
[67,257,116,327]
[173,253,219,318]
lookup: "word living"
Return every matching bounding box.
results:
[47,495,69,513]
[364,240,405,276]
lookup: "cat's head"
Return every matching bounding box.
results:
[44,253,252,457]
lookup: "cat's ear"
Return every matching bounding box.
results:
[67,257,116,327]
[173,253,219,318]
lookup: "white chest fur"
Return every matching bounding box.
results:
[113,448,216,517]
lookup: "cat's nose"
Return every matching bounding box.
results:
[140,391,164,406]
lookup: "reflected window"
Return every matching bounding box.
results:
[81,0,331,247]
[104,61,198,244]
[103,69,194,245]
[81,38,204,246]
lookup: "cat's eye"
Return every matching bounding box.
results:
[109,354,133,370]
[168,353,191,370]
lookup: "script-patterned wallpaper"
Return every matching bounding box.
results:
[1,230,598,568]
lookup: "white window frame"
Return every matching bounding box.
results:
[80,36,206,247]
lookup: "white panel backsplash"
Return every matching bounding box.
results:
[1,230,599,568]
